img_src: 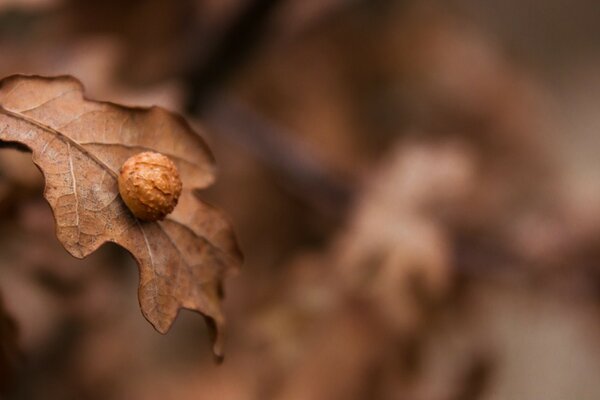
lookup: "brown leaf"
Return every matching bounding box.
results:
[0,75,242,358]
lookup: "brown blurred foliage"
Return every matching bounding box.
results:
[1,0,600,399]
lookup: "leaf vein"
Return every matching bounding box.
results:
[19,88,78,114]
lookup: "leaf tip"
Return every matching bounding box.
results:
[153,318,174,335]
[205,314,226,363]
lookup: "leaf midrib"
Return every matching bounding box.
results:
[0,105,120,179]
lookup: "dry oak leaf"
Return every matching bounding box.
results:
[0,75,242,359]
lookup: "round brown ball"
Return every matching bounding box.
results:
[118,152,183,221]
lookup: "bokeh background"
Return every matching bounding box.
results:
[1,0,600,399]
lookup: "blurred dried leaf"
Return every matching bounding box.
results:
[0,75,242,358]
[333,141,475,332]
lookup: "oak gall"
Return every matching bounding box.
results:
[118,152,182,221]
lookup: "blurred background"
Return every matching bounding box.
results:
[1,0,600,399]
